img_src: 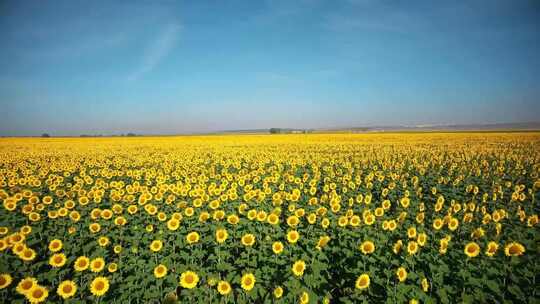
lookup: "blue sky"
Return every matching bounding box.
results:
[1,0,539,135]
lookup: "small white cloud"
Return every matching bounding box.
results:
[127,23,182,81]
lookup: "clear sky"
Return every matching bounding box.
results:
[1,0,539,136]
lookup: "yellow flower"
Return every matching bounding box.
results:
[26,285,48,303]
[485,241,499,257]
[0,274,13,289]
[240,273,256,291]
[286,230,300,244]
[90,277,109,297]
[300,291,309,304]
[316,236,331,250]
[504,242,525,256]
[150,240,163,252]
[57,280,77,299]
[215,228,228,244]
[241,233,255,246]
[154,264,168,278]
[274,286,284,298]
[272,241,284,254]
[90,257,105,272]
[48,239,63,252]
[355,274,370,290]
[396,267,407,282]
[407,241,419,255]
[186,232,200,244]
[464,242,480,258]
[292,260,306,277]
[74,256,90,271]
[49,253,67,268]
[421,278,429,292]
[359,241,375,254]
[179,271,199,289]
[16,277,38,295]
[217,281,231,295]
[19,248,37,262]
[107,263,118,273]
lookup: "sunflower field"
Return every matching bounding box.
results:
[0,133,539,304]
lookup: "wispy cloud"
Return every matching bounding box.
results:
[127,23,182,81]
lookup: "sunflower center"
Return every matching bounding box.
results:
[96,282,105,290]
[63,285,72,293]
[185,275,194,284]
[33,289,43,297]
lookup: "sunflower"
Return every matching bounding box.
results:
[355,274,370,290]
[421,278,429,292]
[90,277,109,297]
[272,241,284,254]
[98,236,110,247]
[90,257,105,272]
[407,241,419,255]
[407,227,417,239]
[316,236,330,250]
[150,240,163,252]
[241,234,255,246]
[504,242,525,256]
[396,267,407,282]
[48,239,63,252]
[267,214,279,225]
[485,241,499,257]
[274,286,284,298]
[292,260,306,277]
[179,271,199,289]
[16,277,38,295]
[186,232,200,244]
[107,263,118,273]
[74,256,90,271]
[448,218,459,231]
[393,240,403,254]
[240,273,256,291]
[217,280,231,295]
[417,233,427,246]
[57,280,77,299]
[167,218,180,231]
[113,245,122,254]
[0,274,12,289]
[154,264,168,278]
[89,223,101,233]
[215,228,228,244]
[286,230,299,244]
[300,291,309,304]
[26,285,48,303]
[464,242,480,258]
[49,253,67,268]
[359,241,375,254]
[20,248,37,262]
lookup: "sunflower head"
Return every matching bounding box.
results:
[179,271,199,289]
[355,274,370,290]
[464,242,480,258]
[217,281,231,295]
[292,260,306,277]
[240,273,255,291]
[90,277,110,297]
[154,264,168,279]
[57,280,77,299]
[504,242,525,256]
[396,267,407,282]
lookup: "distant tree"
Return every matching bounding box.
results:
[41,133,50,138]
[126,133,137,137]
[269,128,281,134]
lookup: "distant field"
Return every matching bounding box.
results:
[1,133,539,303]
